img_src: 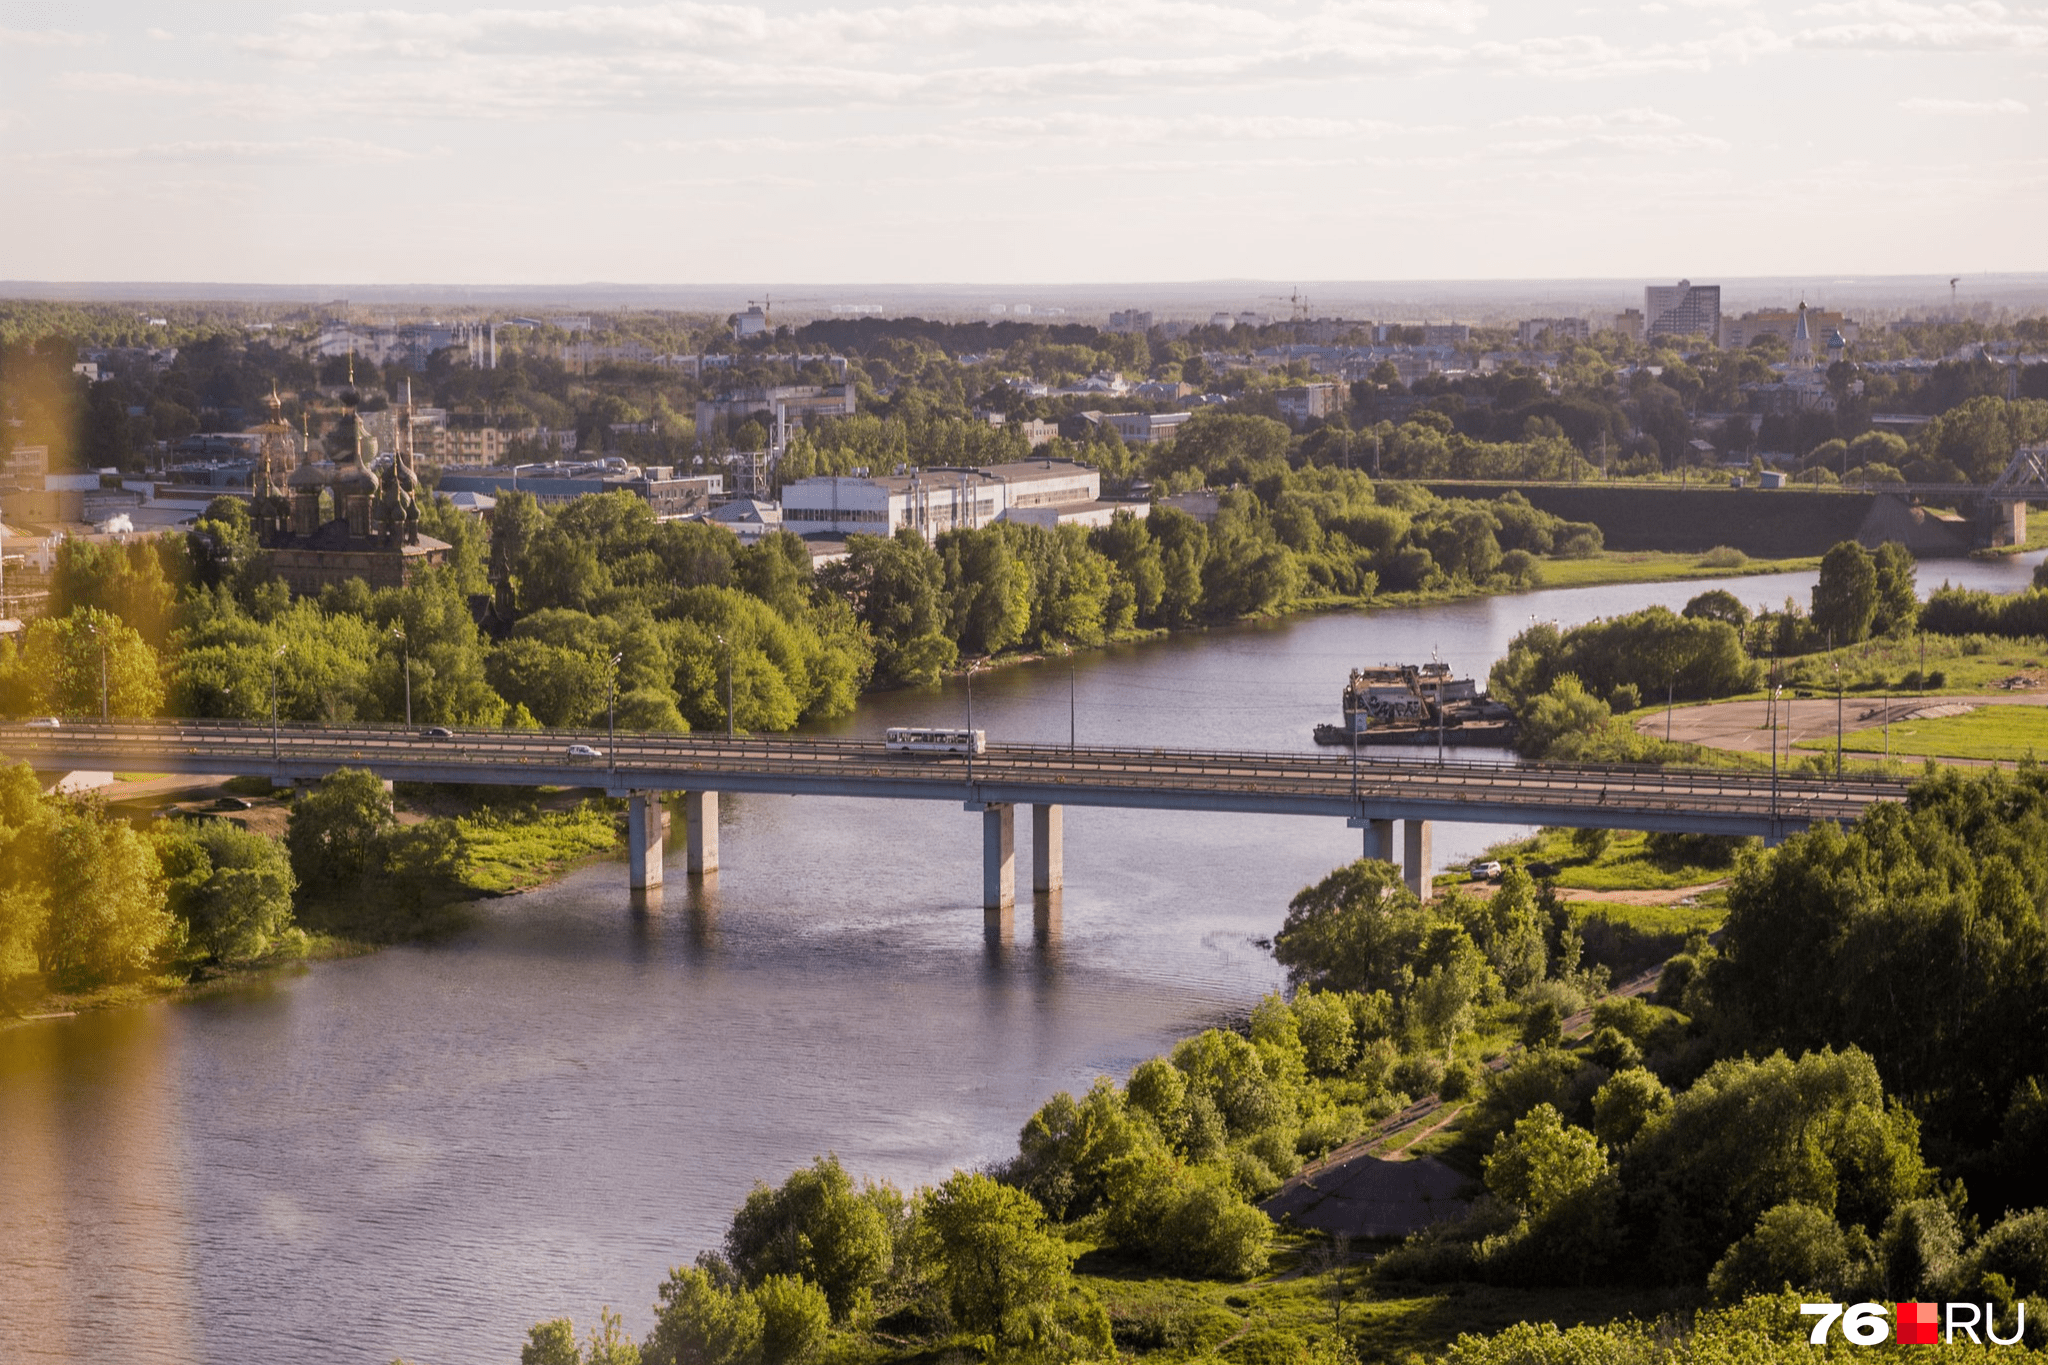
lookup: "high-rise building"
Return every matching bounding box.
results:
[1644,281,1721,340]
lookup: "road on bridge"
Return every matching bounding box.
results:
[3,720,1908,838]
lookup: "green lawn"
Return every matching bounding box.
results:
[1533,551,1818,589]
[1439,829,1733,893]
[456,804,620,895]
[1776,632,2048,696]
[1798,703,2048,763]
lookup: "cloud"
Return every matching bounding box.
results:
[10,137,427,164]
[0,25,98,46]
[1493,106,1685,129]
[1899,95,2030,113]
[1792,2,2048,51]
[1490,130,1733,155]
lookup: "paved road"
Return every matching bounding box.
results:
[1,721,1909,836]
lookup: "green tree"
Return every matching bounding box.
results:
[820,530,956,687]
[1871,540,1918,636]
[522,1318,582,1365]
[1485,1104,1609,1220]
[154,817,297,963]
[724,1156,896,1322]
[37,794,176,990]
[1705,1202,1858,1302]
[1271,860,1429,996]
[1811,540,1879,645]
[1406,925,1499,1061]
[753,1276,828,1365]
[12,607,164,717]
[1590,1069,1673,1150]
[1009,1077,1155,1220]
[915,1171,1074,1340]
[285,768,395,892]
[643,1266,763,1365]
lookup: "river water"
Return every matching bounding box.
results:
[3,553,2039,1365]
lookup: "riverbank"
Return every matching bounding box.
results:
[0,780,623,1026]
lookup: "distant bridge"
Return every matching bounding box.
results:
[4,722,1908,908]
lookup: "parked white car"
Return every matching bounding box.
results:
[566,743,604,759]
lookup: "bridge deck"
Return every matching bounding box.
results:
[2,722,1906,839]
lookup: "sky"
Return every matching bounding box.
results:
[1,0,2044,285]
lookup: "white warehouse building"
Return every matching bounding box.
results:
[781,460,1115,539]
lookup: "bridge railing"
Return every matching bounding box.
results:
[2,719,1915,792]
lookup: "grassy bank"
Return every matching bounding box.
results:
[1798,702,2048,762]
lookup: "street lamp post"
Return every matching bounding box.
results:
[1834,656,1845,778]
[1666,668,1675,743]
[88,622,108,721]
[714,633,734,737]
[607,650,623,781]
[270,645,286,765]
[965,661,979,785]
[392,624,411,728]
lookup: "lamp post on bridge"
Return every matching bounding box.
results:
[88,621,109,722]
[607,650,623,782]
[965,660,980,786]
[270,645,286,767]
[714,632,734,737]
[391,623,411,728]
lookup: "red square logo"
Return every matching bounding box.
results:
[1896,1302,1938,1345]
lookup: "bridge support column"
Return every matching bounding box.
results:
[685,790,718,876]
[1359,817,1395,862]
[1032,803,1063,893]
[2007,499,2028,547]
[629,792,665,890]
[983,803,1015,911]
[1403,819,1433,901]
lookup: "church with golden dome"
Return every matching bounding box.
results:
[251,384,450,596]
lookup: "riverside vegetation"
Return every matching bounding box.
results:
[498,764,2048,1365]
[0,762,616,1016]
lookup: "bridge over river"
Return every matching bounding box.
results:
[4,722,1909,907]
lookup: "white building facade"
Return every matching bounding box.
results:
[781,460,1110,539]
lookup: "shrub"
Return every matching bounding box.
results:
[755,1275,829,1365]
[1440,1058,1480,1102]
[1706,1202,1859,1302]
[1958,1208,2048,1301]
[1107,1162,1273,1279]
[726,1156,897,1321]
[1698,545,1748,569]
[1389,1054,1443,1101]
[1590,1069,1672,1150]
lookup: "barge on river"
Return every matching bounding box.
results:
[1312,663,1517,749]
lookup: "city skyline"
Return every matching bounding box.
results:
[1,0,2043,285]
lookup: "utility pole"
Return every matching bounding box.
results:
[1834,655,1845,779]
[1069,664,1076,753]
[1666,668,1675,743]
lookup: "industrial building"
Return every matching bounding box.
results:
[781,459,1114,539]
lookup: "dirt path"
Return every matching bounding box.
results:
[1264,966,1665,1240]
[1549,880,1725,906]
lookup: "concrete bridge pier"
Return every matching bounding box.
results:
[982,802,1015,911]
[628,792,666,890]
[1404,819,1433,901]
[685,790,718,876]
[1356,817,1395,862]
[1032,803,1063,893]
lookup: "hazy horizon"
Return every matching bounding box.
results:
[7,273,2048,327]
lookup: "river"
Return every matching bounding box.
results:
[3,552,2040,1365]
